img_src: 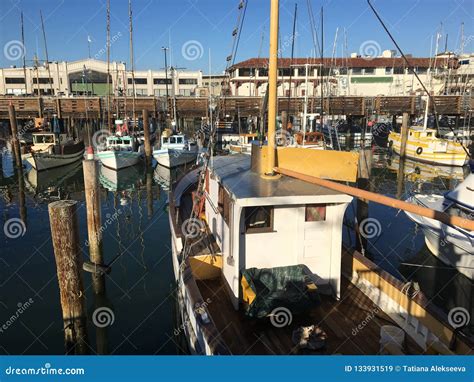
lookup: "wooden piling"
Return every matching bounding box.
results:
[142,109,152,165]
[83,160,103,265]
[356,148,372,255]
[146,168,153,218]
[48,200,88,354]
[399,112,409,158]
[8,103,22,168]
[281,110,288,132]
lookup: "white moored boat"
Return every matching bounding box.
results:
[23,132,85,171]
[97,135,142,170]
[405,174,474,279]
[153,133,197,168]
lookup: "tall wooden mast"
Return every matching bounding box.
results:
[106,0,112,131]
[265,0,279,176]
[129,0,136,130]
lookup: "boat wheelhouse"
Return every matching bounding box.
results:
[153,133,197,168]
[23,132,85,171]
[96,135,142,170]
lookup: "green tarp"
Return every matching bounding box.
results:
[242,264,320,318]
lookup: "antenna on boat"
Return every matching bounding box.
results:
[39,10,54,96]
[129,0,137,131]
[20,12,27,95]
[366,0,471,158]
[106,0,112,131]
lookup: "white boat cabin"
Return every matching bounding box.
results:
[31,133,69,152]
[161,134,195,151]
[105,135,138,152]
[202,155,352,309]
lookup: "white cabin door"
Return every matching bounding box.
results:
[298,204,332,281]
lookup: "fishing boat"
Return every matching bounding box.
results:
[404,174,474,279]
[23,132,85,171]
[228,133,259,154]
[387,156,466,182]
[389,126,468,166]
[96,135,142,170]
[153,132,198,168]
[168,0,473,356]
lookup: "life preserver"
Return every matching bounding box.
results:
[416,147,423,155]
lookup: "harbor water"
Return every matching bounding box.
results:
[0,143,472,354]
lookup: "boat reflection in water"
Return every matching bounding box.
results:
[99,163,145,192]
[24,160,83,200]
[153,162,195,191]
[387,155,467,182]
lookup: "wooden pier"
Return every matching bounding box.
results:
[0,95,471,120]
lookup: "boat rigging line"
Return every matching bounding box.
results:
[367,0,471,159]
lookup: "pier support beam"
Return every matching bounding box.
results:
[8,103,22,168]
[399,112,409,159]
[48,200,89,354]
[83,159,103,264]
[142,109,152,165]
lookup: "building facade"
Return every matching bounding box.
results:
[0,58,203,97]
[228,50,472,97]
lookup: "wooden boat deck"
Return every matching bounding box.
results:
[177,189,423,355]
[196,276,422,355]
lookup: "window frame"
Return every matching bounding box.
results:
[244,206,274,234]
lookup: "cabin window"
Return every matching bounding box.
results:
[116,139,123,144]
[305,204,326,222]
[35,135,54,144]
[427,132,432,137]
[170,137,176,144]
[176,137,183,144]
[245,206,273,233]
[123,139,130,144]
[218,185,232,226]
[162,137,169,144]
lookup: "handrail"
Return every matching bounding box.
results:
[275,167,474,231]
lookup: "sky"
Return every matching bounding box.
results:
[0,0,472,74]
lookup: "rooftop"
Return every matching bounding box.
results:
[231,57,458,70]
[210,154,351,204]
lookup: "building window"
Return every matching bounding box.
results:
[239,68,256,77]
[179,78,197,85]
[128,78,147,85]
[179,89,192,96]
[338,68,348,75]
[244,206,273,233]
[363,68,375,75]
[385,67,393,75]
[259,68,268,77]
[305,204,326,222]
[351,68,362,75]
[154,78,172,85]
[393,67,404,74]
[5,77,26,84]
[278,68,291,77]
[416,67,428,74]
